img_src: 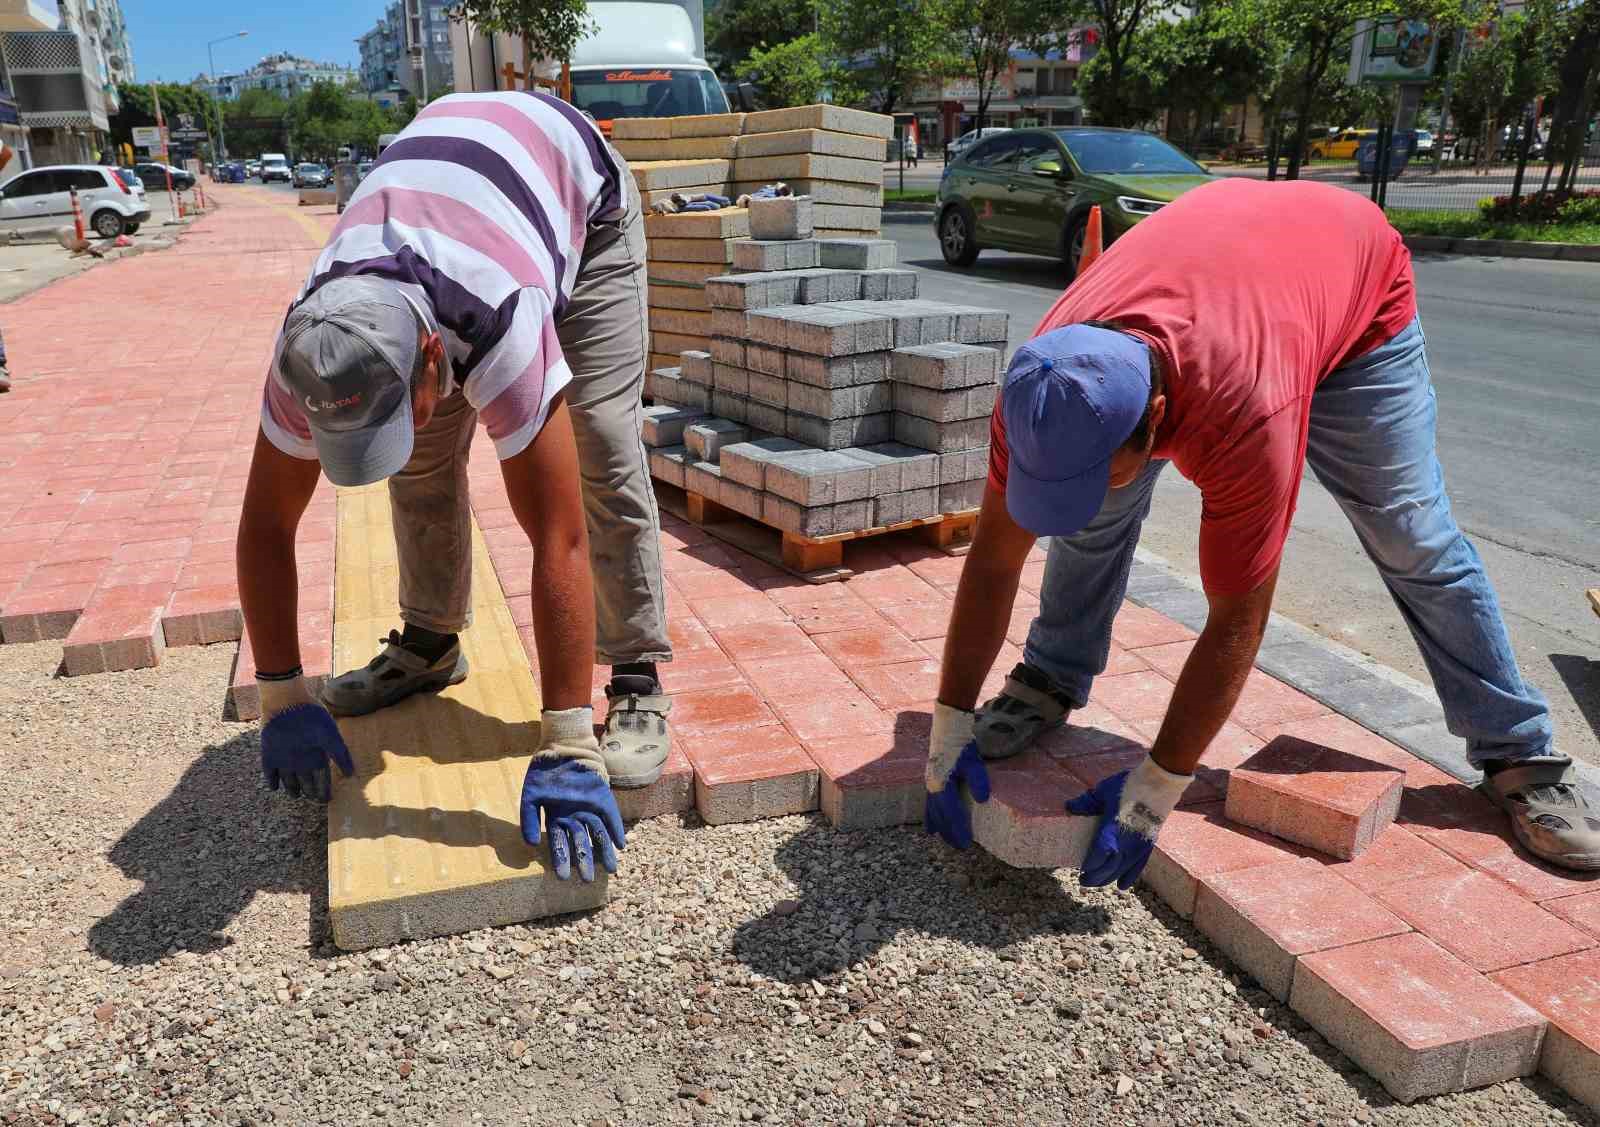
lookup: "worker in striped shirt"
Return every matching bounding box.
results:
[236,91,673,882]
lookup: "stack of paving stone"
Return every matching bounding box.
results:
[641,233,1006,545]
[641,205,751,372]
[729,105,890,238]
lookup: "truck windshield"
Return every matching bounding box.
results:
[570,68,729,120]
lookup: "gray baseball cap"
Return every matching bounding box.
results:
[277,276,424,486]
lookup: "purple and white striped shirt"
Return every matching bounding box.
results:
[261,91,623,462]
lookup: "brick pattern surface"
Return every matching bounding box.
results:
[13,180,1600,1113]
[0,186,338,679]
[1224,736,1404,860]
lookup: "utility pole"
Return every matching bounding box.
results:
[207,30,249,163]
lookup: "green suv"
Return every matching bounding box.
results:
[936,127,1213,276]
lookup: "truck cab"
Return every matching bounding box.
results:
[450,1,727,135]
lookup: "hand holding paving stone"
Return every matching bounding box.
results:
[924,702,991,849]
[1066,753,1192,889]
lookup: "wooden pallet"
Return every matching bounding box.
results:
[658,483,977,582]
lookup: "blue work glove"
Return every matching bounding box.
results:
[260,700,354,802]
[1066,753,1192,889]
[924,703,991,849]
[519,708,625,882]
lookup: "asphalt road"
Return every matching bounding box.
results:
[885,218,1600,765]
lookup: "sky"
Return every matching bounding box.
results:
[124,0,382,83]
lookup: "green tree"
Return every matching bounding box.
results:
[937,0,1072,129]
[820,0,958,114]
[706,0,818,72]
[109,83,214,148]
[1450,0,1567,173]
[1545,0,1600,190]
[735,34,862,108]
[450,0,596,87]
[1082,0,1172,127]
[223,88,291,157]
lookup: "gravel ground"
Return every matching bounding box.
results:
[2,639,1596,1127]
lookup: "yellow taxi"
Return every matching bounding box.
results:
[1308,128,1378,160]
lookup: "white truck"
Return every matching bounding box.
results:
[450,1,730,135]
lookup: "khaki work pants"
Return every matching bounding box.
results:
[386,176,671,666]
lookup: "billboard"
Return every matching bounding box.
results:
[1349,18,1439,83]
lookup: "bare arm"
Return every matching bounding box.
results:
[1149,566,1279,776]
[237,429,321,675]
[499,395,595,712]
[937,481,1038,711]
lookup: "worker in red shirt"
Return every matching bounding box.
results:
[924,179,1594,879]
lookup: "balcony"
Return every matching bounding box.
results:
[0,0,58,33]
[0,29,109,132]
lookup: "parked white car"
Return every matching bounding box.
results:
[947,127,1010,161]
[0,164,151,238]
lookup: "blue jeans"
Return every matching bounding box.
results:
[1021,316,1553,766]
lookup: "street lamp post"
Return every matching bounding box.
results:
[207,30,249,164]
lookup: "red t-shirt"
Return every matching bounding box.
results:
[989,178,1416,596]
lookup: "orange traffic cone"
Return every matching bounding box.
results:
[1077,205,1104,276]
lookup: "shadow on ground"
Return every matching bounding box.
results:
[900,254,1070,292]
[731,820,1111,984]
[88,729,331,965]
[1550,652,1600,741]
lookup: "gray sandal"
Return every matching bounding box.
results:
[974,663,1072,760]
[1479,757,1600,872]
[321,629,469,717]
[602,679,672,789]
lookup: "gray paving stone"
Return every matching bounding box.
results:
[858,268,918,301]
[747,195,814,241]
[744,397,785,435]
[720,437,810,490]
[836,299,955,348]
[763,494,874,538]
[765,448,875,506]
[711,390,750,425]
[1313,675,1445,732]
[874,486,939,526]
[641,404,710,447]
[685,419,750,464]
[937,477,985,513]
[711,308,747,338]
[838,442,939,494]
[891,341,1003,390]
[943,306,1009,344]
[745,369,788,409]
[816,238,897,270]
[717,476,766,520]
[711,362,749,396]
[785,380,892,419]
[787,409,894,451]
[679,349,713,383]
[936,448,990,485]
[1380,718,1477,784]
[733,239,822,272]
[704,272,801,311]
[791,268,864,304]
[892,414,989,454]
[1133,586,1211,632]
[746,343,785,376]
[684,458,724,499]
[750,305,894,356]
[710,339,745,367]
[894,381,998,423]
[647,444,690,488]
[785,350,890,388]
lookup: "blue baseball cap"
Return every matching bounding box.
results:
[1000,324,1153,536]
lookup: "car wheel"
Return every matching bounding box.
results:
[938,206,979,267]
[1061,212,1090,282]
[91,209,124,239]
[122,220,140,235]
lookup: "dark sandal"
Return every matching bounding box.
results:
[974,663,1071,760]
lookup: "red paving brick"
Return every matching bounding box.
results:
[685,723,818,825]
[1320,825,1469,894]
[1492,949,1600,1112]
[813,626,926,669]
[1373,869,1594,973]
[809,717,929,830]
[1194,858,1411,1001]
[0,187,338,675]
[1089,669,1177,723]
[847,658,940,710]
[1546,891,1600,941]
[710,619,817,663]
[1410,806,1600,903]
[1225,736,1404,860]
[968,753,1093,869]
[1110,602,1197,649]
[1141,802,1314,919]
[1290,932,1545,1103]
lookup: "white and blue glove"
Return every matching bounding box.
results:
[520,707,625,883]
[925,702,991,850]
[1066,753,1192,889]
[258,672,354,802]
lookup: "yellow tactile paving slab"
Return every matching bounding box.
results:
[327,483,607,951]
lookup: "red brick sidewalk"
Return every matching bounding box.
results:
[0,186,337,679]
